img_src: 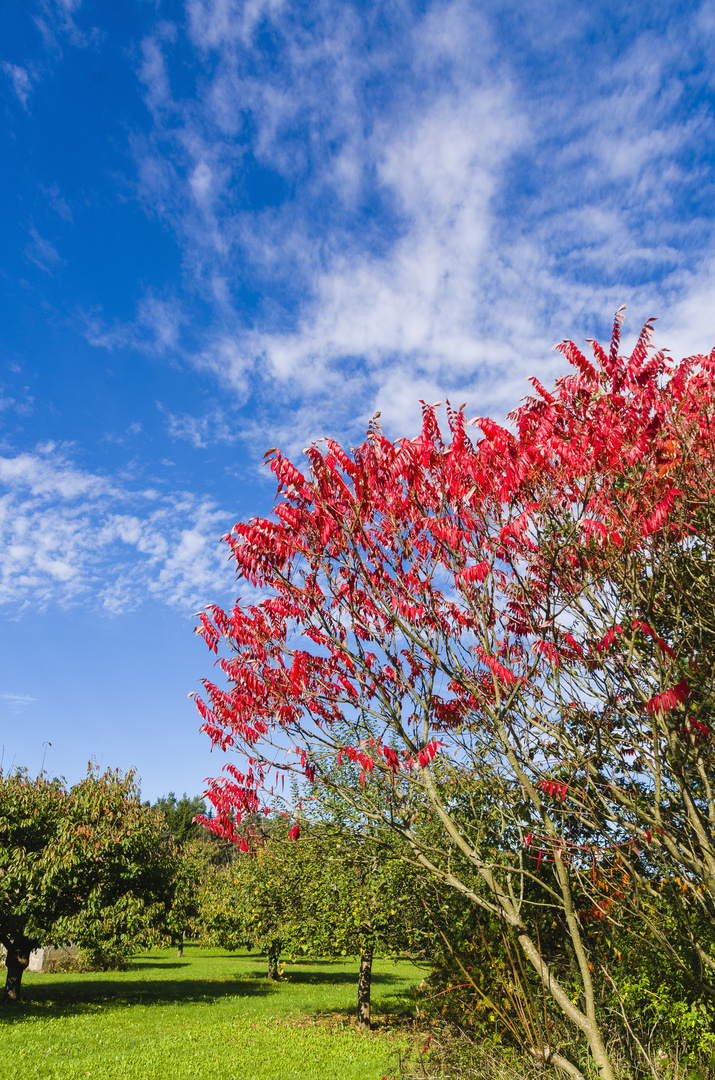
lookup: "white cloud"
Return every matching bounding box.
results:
[2,62,35,108]
[41,183,74,222]
[246,87,525,384]
[187,0,289,52]
[0,446,233,614]
[190,162,214,204]
[158,403,241,448]
[0,692,36,714]
[82,292,186,354]
[0,449,109,499]
[79,1,715,451]
[35,0,96,51]
[0,392,33,420]
[138,24,177,115]
[25,225,62,274]
[136,293,185,351]
[659,260,715,358]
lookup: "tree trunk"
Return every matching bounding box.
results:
[356,944,373,1029]
[267,941,280,980]
[176,933,184,958]
[3,942,31,1004]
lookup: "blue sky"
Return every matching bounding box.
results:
[1,0,714,801]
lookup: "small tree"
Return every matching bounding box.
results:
[0,767,177,1002]
[297,774,429,1026]
[153,791,225,955]
[282,826,420,1027]
[165,841,214,957]
[199,837,290,980]
[200,820,420,1025]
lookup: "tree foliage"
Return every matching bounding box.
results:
[0,767,177,1002]
[194,311,715,1079]
[200,819,421,1024]
[153,792,229,854]
[152,790,229,954]
[153,792,210,843]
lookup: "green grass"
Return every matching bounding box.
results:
[0,947,425,1080]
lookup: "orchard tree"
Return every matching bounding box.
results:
[194,310,715,1080]
[287,826,423,1027]
[200,835,289,980]
[153,791,226,955]
[0,767,178,1002]
[165,841,214,957]
[200,819,422,1026]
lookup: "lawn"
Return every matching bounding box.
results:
[0,947,425,1080]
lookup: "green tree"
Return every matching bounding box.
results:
[199,829,296,980]
[165,841,214,957]
[0,767,178,1003]
[287,827,420,1027]
[200,819,421,1026]
[153,792,211,844]
[152,791,226,955]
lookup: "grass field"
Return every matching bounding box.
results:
[0,947,426,1080]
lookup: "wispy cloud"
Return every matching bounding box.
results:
[5,1,98,114]
[35,0,97,51]
[0,445,234,614]
[0,391,34,420]
[158,403,241,448]
[0,692,37,713]
[25,224,62,274]
[100,0,715,448]
[82,291,187,355]
[2,62,36,108]
[41,183,74,222]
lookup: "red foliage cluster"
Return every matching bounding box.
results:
[194,310,715,845]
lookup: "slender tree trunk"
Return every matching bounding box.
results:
[3,941,31,1004]
[267,941,280,980]
[517,931,616,1080]
[176,932,184,958]
[420,752,617,1080]
[356,945,373,1029]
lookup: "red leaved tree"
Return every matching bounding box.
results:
[194,310,715,1080]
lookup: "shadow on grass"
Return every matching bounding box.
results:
[281,956,420,967]
[130,961,187,970]
[1,950,421,1028]
[285,999,417,1030]
[0,975,276,1020]
[275,968,405,988]
[282,958,355,967]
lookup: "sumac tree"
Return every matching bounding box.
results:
[195,311,715,1079]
